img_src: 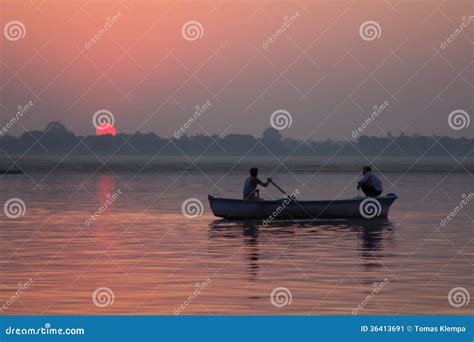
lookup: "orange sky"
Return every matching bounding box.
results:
[0,0,472,139]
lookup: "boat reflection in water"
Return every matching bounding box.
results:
[208,219,395,283]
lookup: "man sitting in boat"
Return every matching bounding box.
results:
[357,166,383,197]
[243,167,272,200]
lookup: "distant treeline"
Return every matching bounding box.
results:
[0,122,472,157]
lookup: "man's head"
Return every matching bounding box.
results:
[362,166,372,175]
[249,167,259,177]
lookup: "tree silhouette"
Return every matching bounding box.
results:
[0,122,472,157]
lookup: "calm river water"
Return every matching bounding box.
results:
[0,160,472,315]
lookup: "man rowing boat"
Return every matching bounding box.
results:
[357,166,383,197]
[243,167,272,200]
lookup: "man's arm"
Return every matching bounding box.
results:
[357,173,370,188]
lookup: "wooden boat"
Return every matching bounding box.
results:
[0,169,23,175]
[208,193,398,220]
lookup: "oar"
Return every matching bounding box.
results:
[270,181,300,207]
[270,180,299,202]
[270,180,288,197]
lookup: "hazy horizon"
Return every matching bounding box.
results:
[1,0,472,140]
[2,119,474,140]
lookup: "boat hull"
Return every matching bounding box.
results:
[208,194,398,220]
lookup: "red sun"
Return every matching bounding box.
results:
[96,124,117,136]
